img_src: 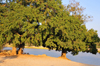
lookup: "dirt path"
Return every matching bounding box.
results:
[0,54,95,66]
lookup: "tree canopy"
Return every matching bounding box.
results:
[0,0,99,57]
[0,0,64,54]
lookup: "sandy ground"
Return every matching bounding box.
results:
[0,54,95,66]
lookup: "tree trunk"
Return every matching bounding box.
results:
[11,47,17,55]
[61,49,66,58]
[18,43,24,55]
[18,47,23,55]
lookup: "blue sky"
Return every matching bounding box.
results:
[62,0,100,37]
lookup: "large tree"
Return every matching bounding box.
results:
[40,0,100,58]
[42,9,99,58]
[0,0,63,54]
[0,0,99,58]
[0,2,41,54]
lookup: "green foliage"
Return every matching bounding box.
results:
[0,0,99,56]
[0,2,40,48]
[84,29,99,54]
[43,11,89,55]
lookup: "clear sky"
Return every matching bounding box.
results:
[62,0,100,37]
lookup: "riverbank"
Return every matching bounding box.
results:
[25,46,48,49]
[4,44,100,53]
[0,54,94,66]
[97,48,100,53]
[4,44,49,50]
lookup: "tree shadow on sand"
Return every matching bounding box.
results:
[0,55,18,63]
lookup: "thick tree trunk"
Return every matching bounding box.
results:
[59,49,70,60]
[11,47,17,55]
[18,43,24,55]
[18,47,23,55]
[61,49,66,58]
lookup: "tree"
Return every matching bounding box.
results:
[40,0,100,58]
[0,0,99,59]
[0,2,40,54]
[0,0,63,54]
[42,9,99,58]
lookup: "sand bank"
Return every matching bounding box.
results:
[0,54,95,66]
